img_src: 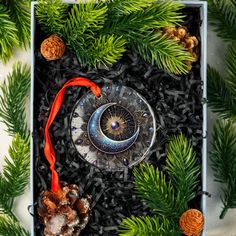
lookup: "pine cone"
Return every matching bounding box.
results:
[40,35,65,61]
[179,209,204,236]
[38,182,91,236]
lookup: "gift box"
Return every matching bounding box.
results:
[30,1,207,235]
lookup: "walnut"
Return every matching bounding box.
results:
[38,182,91,236]
[179,209,204,236]
[40,35,65,61]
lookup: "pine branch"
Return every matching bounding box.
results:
[84,34,126,67]
[105,2,184,33]
[207,65,236,120]
[0,214,29,236]
[0,5,19,63]
[126,31,193,74]
[0,135,30,214]
[208,0,236,41]
[225,43,236,82]
[3,134,30,198]
[36,0,68,35]
[63,1,108,39]
[119,215,181,236]
[133,164,179,219]
[210,120,236,219]
[2,0,30,48]
[107,0,156,16]
[166,134,200,213]
[0,63,30,137]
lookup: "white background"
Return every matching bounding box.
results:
[0,26,236,235]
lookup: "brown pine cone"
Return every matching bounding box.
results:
[40,35,65,61]
[38,182,91,236]
[179,209,204,236]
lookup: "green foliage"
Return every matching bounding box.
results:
[0,214,29,236]
[62,2,126,66]
[119,215,180,236]
[106,1,184,32]
[63,2,108,38]
[3,134,30,198]
[208,0,236,42]
[1,0,30,47]
[225,43,236,85]
[210,120,236,219]
[36,0,68,35]
[84,35,126,67]
[0,0,30,62]
[107,0,156,16]
[36,0,192,74]
[166,134,200,211]
[207,43,236,120]
[134,164,178,218]
[122,134,200,235]
[0,5,19,63]
[126,31,192,74]
[0,135,30,215]
[0,62,30,137]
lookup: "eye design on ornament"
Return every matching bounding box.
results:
[71,84,156,171]
[87,103,140,154]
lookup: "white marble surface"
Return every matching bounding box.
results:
[0,26,236,235]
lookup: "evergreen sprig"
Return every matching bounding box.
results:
[210,119,236,219]
[0,214,29,236]
[0,135,30,216]
[36,0,192,75]
[107,0,156,16]
[207,43,236,120]
[166,134,200,211]
[0,0,30,62]
[1,0,30,47]
[226,43,236,86]
[126,31,192,75]
[0,5,19,63]
[208,0,236,42]
[0,63,30,137]
[36,0,68,35]
[121,134,200,235]
[134,164,178,218]
[119,215,180,236]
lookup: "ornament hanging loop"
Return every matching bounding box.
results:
[44,77,101,194]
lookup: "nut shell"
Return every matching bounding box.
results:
[179,209,204,236]
[40,35,65,61]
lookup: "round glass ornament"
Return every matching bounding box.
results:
[70,84,156,171]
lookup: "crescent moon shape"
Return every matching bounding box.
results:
[87,103,140,154]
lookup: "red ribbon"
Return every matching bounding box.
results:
[44,77,101,194]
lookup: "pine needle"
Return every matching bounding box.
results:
[36,0,68,35]
[127,31,193,74]
[0,214,29,236]
[225,43,236,83]
[0,135,29,217]
[166,134,200,213]
[107,0,156,16]
[210,120,236,219]
[133,164,179,218]
[208,0,236,42]
[85,34,127,66]
[2,0,30,48]
[207,65,236,120]
[0,5,19,63]
[119,215,180,236]
[0,62,30,137]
